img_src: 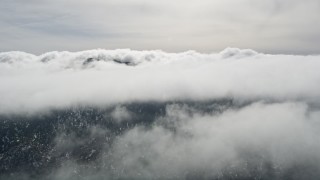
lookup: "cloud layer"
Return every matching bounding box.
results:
[0,48,320,114]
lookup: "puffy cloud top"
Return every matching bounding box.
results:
[0,48,319,114]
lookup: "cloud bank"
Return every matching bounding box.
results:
[1,48,320,179]
[0,48,320,114]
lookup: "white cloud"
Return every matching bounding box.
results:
[0,48,319,114]
[106,102,320,178]
[110,106,132,123]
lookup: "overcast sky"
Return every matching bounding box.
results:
[1,0,320,54]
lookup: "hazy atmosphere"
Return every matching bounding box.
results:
[1,0,320,54]
[1,1,320,180]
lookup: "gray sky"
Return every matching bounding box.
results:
[1,0,320,54]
